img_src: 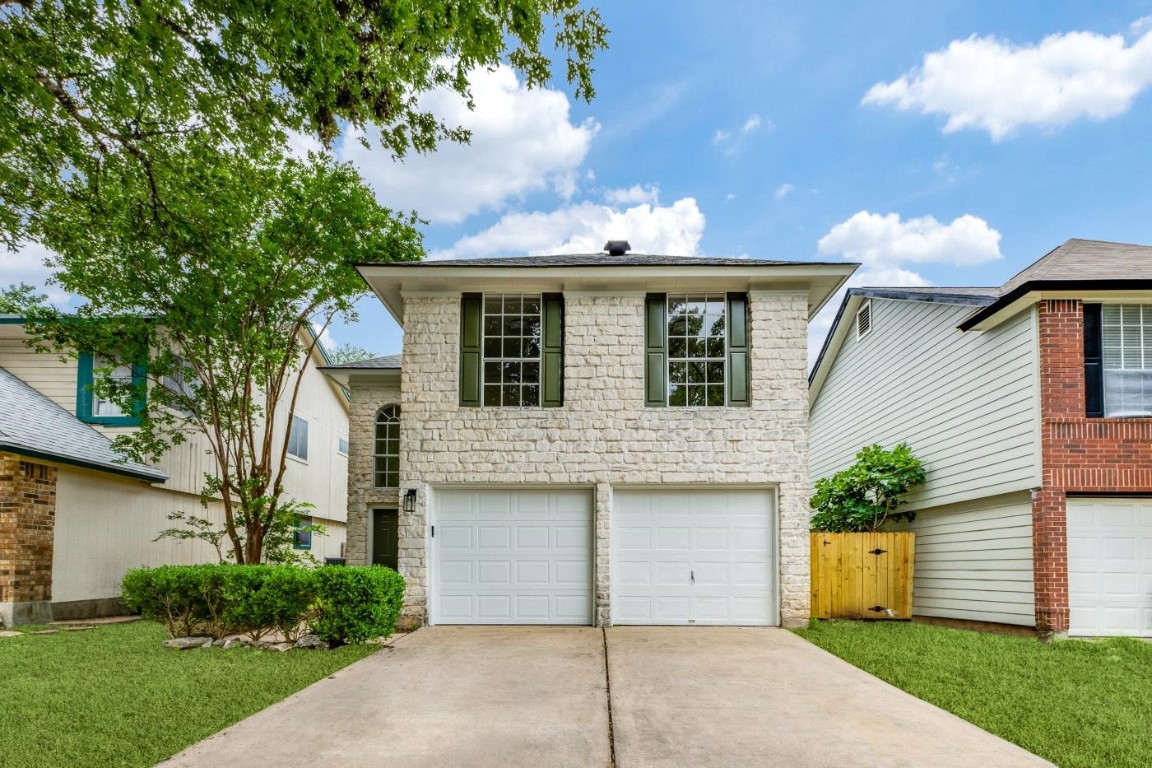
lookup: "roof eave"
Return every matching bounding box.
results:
[319,365,402,389]
[958,279,1152,331]
[0,442,167,483]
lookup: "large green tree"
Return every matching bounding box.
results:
[0,0,608,246]
[14,141,422,562]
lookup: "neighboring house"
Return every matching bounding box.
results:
[0,319,351,626]
[810,238,1152,638]
[322,245,854,628]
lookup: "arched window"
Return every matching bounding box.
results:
[374,406,400,489]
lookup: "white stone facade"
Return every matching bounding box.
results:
[344,290,813,628]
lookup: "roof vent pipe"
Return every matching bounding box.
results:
[604,240,631,256]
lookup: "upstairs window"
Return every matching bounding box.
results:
[374,406,400,489]
[293,515,313,550]
[645,293,749,407]
[1101,305,1152,417]
[287,415,309,461]
[459,293,564,407]
[76,352,146,426]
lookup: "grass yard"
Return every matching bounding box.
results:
[795,620,1152,768]
[0,620,377,768]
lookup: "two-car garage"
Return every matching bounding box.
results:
[429,487,778,626]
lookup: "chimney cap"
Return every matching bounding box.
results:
[603,240,632,256]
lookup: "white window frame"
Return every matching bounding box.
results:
[373,406,400,489]
[481,293,543,408]
[287,414,309,462]
[665,293,728,407]
[337,436,349,456]
[1102,304,1152,418]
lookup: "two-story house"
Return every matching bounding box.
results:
[810,238,1152,638]
[322,245,854,628]
[0,319,351,625]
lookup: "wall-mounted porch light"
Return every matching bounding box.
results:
[403,488,417,513]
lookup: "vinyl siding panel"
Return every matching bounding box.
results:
[810,298,1041,509]
[0,326,78,412]
[898,494,1036,626]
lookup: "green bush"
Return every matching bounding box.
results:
[810,443,927,533]
[121,564,405,645]
[310,566,405,645]
[220,565,316,642]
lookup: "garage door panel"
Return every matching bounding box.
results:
[613,489,776,626]
[433,489,593,625]
[1068,498,1152,637]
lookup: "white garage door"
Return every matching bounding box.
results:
[432,488,593,625]
[612,489,776,625]
[1067,497,1152,637]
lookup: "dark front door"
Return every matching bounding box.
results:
[372,509,399,570]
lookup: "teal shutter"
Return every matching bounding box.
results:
[459,293,482,407]
[727,293,750,406]
[541,293,564,407]
[645,294,667,407]
[76,351,95,421]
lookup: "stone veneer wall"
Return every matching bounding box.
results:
[0,453,57,626]
[345,380,402,567]
[385,290,812,628]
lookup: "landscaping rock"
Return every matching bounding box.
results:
[165,636,213,650]
[294,634,329,650]
[266,642,294,652]
[29,629,59,635]
[221,637,249,650]
[0,630,22,638]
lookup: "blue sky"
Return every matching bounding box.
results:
[10,2,1152,363]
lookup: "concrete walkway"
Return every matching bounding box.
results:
[163,626,1051,768]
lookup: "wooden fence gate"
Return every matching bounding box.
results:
[810,532,915,620]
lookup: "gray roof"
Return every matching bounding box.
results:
[1000,238,1152,294]
[365,254,840,268]
[0,368,166,483]
[319,354,402,370]
[852,286,999,305]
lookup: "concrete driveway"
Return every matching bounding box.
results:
[163,626,1051,768]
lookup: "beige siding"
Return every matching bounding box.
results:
[0,325,78,412]
[52,468,347,602]
[810,298,1041,509]
[900,494,1036,626]
[279,360,350,524]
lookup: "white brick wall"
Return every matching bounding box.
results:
[349,290,812,627]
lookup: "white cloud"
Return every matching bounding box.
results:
[604,184,660,206]
[864,24,1152,139]
[725,193,736,202]
[430,198,706,260]
[340,64,598,223]
[713,114,771,154]
[817,211,1002,267]
[0,242,71,307]
[774,183,794,199]
[809,210,1003,367]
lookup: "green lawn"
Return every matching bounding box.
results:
[0,621,377,768]
[795,620,1152,768]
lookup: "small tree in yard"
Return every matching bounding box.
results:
[810,444,926,533]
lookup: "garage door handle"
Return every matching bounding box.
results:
[690,570,695,583]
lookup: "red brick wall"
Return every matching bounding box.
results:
[1035,299,1152,632]
[0,453,57,610]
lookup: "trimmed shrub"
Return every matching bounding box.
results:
[310,566,406,645]
[220,565,316,642]
[121,563,405,644]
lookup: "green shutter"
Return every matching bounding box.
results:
[645,294,667,407]
[541,293,564,407]
[727,293,750,407]
[459,293,482,407]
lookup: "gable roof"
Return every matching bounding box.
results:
[318,354,402,387]
[357,253,858,325]
[320,355,402,370]
[0,368,166,483]
[960,238,1152,330]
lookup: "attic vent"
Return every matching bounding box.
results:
[856,300,873,339]
[603,240,631,256]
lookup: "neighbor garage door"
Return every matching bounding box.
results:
[612,489,776,625]
[431,488,593,625]
[1067,497,1152,637]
